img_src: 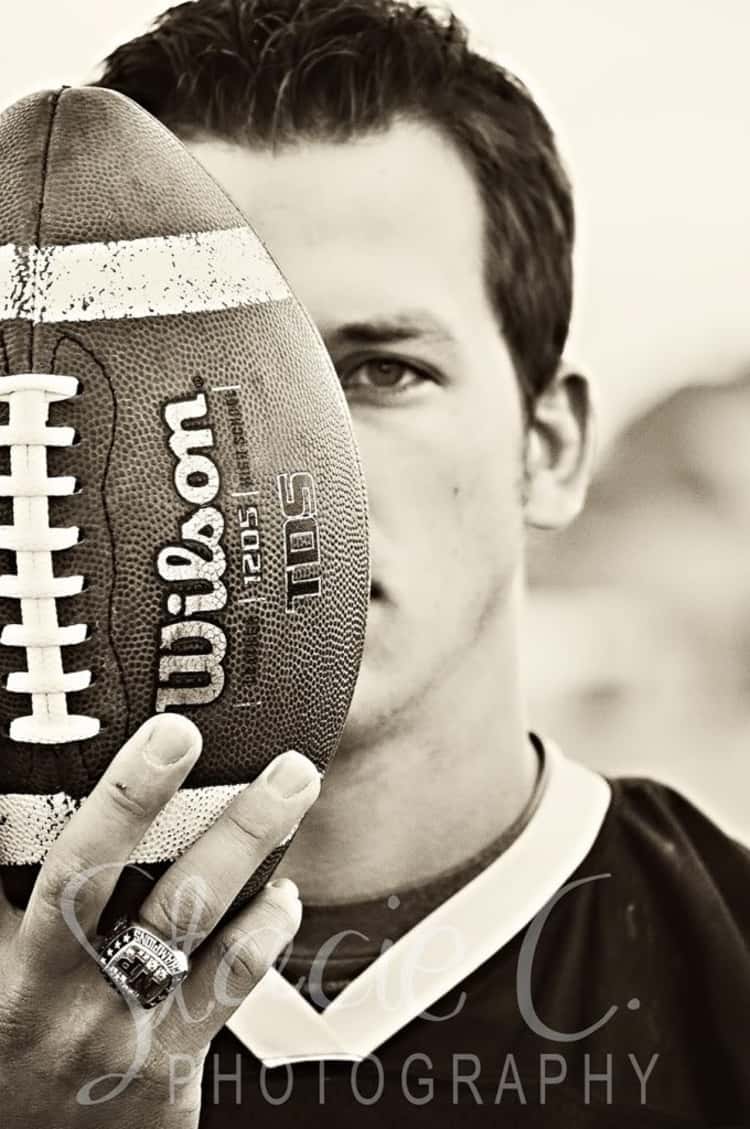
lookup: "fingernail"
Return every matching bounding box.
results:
[268,877,299,899]
[264,750,319,798]
[142,715,201,766]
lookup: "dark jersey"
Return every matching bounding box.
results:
[199,755,750,1128]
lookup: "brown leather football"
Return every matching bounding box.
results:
[0,87,369,923]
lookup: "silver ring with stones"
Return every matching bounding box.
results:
[95,916,190,1009]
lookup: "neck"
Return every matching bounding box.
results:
[276,594,537,904]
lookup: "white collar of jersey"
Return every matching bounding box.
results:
[225,739,611,1067]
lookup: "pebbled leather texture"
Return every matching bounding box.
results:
[0,87,369,920]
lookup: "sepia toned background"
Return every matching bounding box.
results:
[1,1,748,839]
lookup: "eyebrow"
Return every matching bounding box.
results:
[324,312,458,351]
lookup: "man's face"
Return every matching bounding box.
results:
[188,121,527,747]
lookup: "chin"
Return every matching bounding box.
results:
[336,586,419,748]
[336,639,421,756]
[336,650,395,753]
[336,661,379,752]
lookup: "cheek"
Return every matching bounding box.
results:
[449,437,525,567]
[353,414,459,530]
[355,411,524,574]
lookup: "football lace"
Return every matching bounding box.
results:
[0,372,99,744]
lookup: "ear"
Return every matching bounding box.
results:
[522,364,596,530]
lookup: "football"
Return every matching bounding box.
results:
[0,87,369,921]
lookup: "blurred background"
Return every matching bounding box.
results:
[1,1,748,839]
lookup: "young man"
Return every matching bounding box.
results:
[2,2,746,1126]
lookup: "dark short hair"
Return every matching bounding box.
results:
[94,0,574,409]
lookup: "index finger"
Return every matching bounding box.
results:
[20,713,202,964]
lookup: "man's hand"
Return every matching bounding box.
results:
[0,714,320,1128]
